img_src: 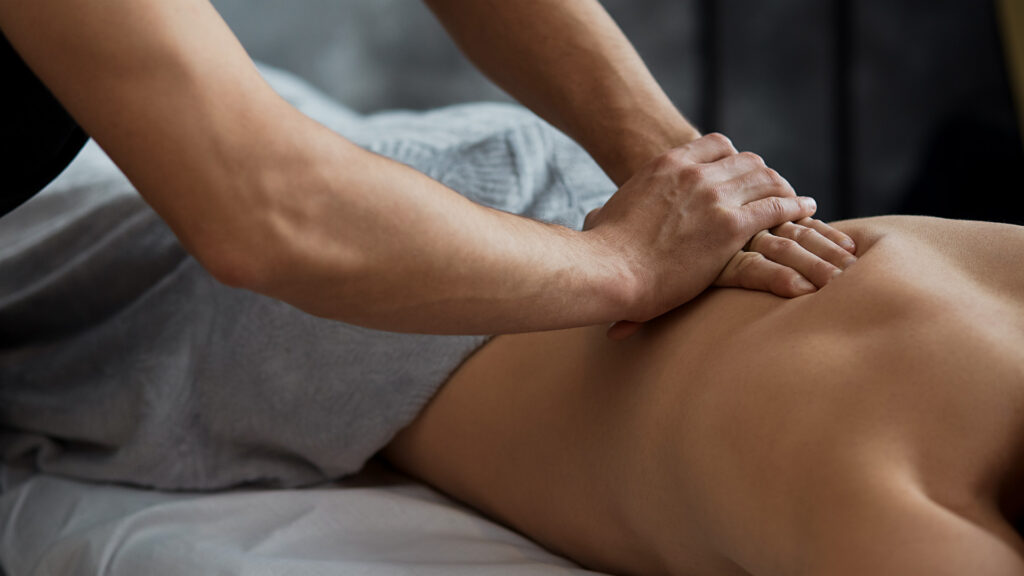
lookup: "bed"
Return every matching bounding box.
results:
[0,460,606,575]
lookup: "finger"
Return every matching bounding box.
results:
[715,163,797,204]
[797,217,856,253]
[743,229,770,251]
[671,132,738,164]
[747,229,842,288]
[709,150,767,174]
[714,250,817,297]
[606,320,643,340]
[583,207,602,231]
[740,196,817,236]
[772,221,857,270]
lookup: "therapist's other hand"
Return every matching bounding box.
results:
[581,133,819,338]
[714,217,857,295]
[599,217,857,341]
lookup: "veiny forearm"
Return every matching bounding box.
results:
[245,116,634,333]
[0,0,637,334]
[424,0,701,185]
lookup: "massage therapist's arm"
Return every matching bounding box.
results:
[0,0,819,334]
[426,0,858,337]
[423,0,700,188]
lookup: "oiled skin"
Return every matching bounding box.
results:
[384,216,1024,576]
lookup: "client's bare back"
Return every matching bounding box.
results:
[385,216,1024,576]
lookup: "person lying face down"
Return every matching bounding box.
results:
[386,214,1024,576]
[0,0,854,340]
[3,2,1023,574]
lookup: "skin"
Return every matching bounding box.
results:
[384,215,1024,576]
[4,5,1016,572]
[0,0,852,335]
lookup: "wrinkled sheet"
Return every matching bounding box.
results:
[0,461,606,576]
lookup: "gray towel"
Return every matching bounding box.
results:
[0,64,615,490]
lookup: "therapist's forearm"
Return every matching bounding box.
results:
[238,114,634,334]
[424,0,701,185]
[0,0,633,334]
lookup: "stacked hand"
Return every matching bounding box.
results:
[582,133,857,340]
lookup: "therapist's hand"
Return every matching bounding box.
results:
[714,217,857,294]
[601,216,857,339]
[581,133,821,338]
[594,216,858,340]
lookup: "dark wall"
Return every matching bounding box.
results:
[711,0,843,216]
[209,0,702,115]
[212,0,1022,223]
[708,0,1022,222]
[855,1,1023,223]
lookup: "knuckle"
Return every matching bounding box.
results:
[761,168,796,198]
[763,167,786,188]
[734,251,764,275]
[685,163,712,185]
[703,182,727,202]
[748,230,769,252]
[772,221,795,236]
[705,132,732,148]
[761,196,787,220]
[739,151,765,166]
[773,236,798,254]
[790,225,811,242]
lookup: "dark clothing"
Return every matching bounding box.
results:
[1,31,89,218]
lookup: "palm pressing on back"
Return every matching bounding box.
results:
[583,133,858,340]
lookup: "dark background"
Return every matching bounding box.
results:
[212,0,1023,223]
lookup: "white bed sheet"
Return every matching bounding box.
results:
[0,461,606,576]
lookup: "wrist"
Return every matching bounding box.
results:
[597,118,701,186]
[570,226,644,323]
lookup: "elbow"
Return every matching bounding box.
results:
[177,151,368,307]
[195,236,367,323]
[179,190,297,292]
[184,210,282,292]
[187,214,367,319]
[192,236,276,291]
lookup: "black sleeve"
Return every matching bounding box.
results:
[0,30,89,218]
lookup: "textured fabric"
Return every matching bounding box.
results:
[0,31,89,218]
[0,64,615,490]
[0,461,608,576]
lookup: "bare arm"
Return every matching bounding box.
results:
[0,0,819,335]
[423,0,700,186]
[426,0,858,338]
[0,0,638,334]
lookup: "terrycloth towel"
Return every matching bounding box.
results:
[0,64,615,490]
